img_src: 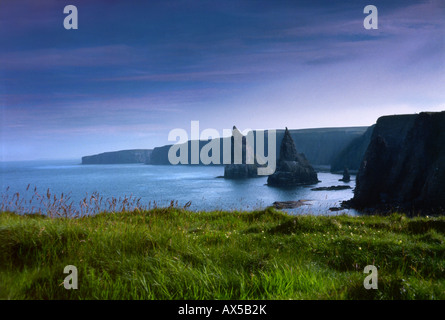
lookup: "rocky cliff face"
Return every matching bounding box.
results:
[82,149,152,164]
[148,145,172,165]
[330,125,374,173]
[267,128,319,186]
[287,127,368,166]
[350,112,445,213]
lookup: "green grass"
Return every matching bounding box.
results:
[1,208,444,299]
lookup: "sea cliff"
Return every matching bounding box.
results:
[82,149,152,164]
[349,112,445,214]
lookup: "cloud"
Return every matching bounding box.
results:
[0,45,142,70]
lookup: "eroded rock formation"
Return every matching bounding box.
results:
[267,128,319,186]
[224,126,260,179]
[339,167,351,182]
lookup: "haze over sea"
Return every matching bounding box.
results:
[0,160,359,216]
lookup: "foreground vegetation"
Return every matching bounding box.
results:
[1,207,444,299]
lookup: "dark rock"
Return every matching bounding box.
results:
[224,164,258,179]
[279,127,299,161]
[311,185,352,191]
[267,128,319,186]
[273,200,311,209]
[339,167,351,182]
[224,126,261,179]
[349,111,445,214]
[82,149,152,164]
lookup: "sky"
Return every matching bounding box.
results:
[1,0,444,161]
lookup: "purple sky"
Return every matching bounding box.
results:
[1,0,444,161]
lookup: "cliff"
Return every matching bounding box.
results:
[349,112,445,214]
[148,139,225,166]
[148,127,368,167]
[330,125,374,173]
[82,149,152,164]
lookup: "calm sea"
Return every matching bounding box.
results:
[0,160,360,216]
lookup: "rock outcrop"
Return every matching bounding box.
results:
[224,164,258,178]
[82,149,152,164]
[348,112,445,214]
[224,126,260,179]
[267,128,319,186]
[272,200,310,209]
[311,185,351,191]
[339,167,351,182]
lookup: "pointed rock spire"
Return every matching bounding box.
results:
[267,127,319,187]
[280,127,299,161]
[232,125,243,138]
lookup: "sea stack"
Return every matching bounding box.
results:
[267,127,319,186]
[339,167,351,182]
[224,126,259,179]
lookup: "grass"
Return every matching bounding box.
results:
[1,205,444,300]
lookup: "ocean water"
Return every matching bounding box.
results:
[0,160,360,216]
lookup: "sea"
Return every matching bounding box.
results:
[0,160,360,216]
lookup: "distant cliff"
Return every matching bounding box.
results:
[82,149,152,164]
[330,125,374,173]
[148,127,368,167]
[148,140,224,166]
[349,112,445,214]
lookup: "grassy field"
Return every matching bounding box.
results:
[1,207,444,300]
